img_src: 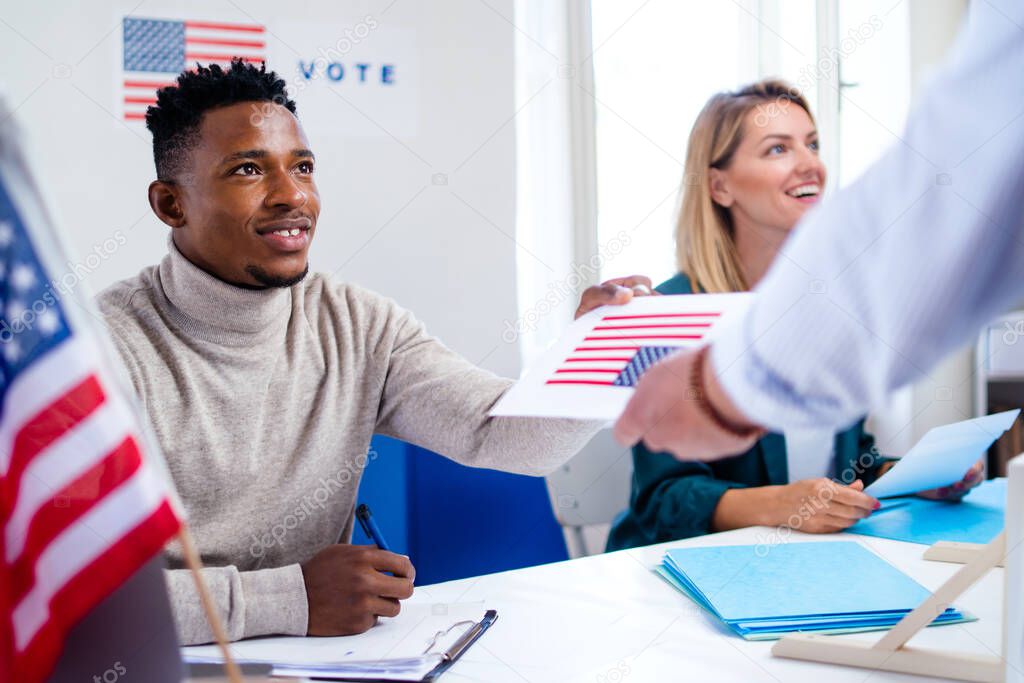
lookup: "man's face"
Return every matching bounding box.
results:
[169,101,320,287]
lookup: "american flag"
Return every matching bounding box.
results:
[122,16,267,121]
[0,136,181,679]
[546,311,721,387]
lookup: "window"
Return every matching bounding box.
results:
[512,0,912,365]
[835,0,911,187]
[589,0,909,283]
[590,0,761,284]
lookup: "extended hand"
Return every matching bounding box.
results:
[575,275,656,319]
[301,544,415,636]
[613,348,761,461]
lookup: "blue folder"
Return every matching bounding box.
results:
[849,478,1005,546]
[659,541,972,639]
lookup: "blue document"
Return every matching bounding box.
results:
[659,541,972,638]
[850,478,1005,545]
[865,410,1019,498]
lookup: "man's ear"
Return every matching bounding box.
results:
[708,168,734,208]
[148,180,186,228]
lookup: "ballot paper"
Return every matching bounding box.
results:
[182,602,489,681]
[865,410,1020,498]
[491,293,753,420]
[657,541,973,640]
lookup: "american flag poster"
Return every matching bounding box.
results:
[121,16,267,121]
[491,293,753,420]
[546,311,721,387]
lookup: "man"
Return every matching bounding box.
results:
[97,61,598,645]
[613,0,1024,463]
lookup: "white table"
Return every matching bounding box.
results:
[400,527,1002,683]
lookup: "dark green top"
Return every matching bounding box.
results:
[605,273,888,552]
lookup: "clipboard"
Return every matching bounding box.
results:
[183,609,498,682]
[284,609,498,682]
[420,609,498,682]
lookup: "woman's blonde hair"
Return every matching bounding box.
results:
[676,79,813,293]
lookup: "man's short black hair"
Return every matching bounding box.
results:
[145,59,297,181]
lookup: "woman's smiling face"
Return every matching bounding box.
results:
[709,102,826,234]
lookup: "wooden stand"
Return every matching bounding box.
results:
[772,530,1006,681]
[924,541,1005,568]
[773,450,1024,682]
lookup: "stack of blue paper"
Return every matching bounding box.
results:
[657,541,973,640]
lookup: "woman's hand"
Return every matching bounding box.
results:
[916,459,985,501]
[713,479,879,534]
[774,479,879,533]
[574,275,657,320]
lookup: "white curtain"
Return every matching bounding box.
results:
[511,0,598,369]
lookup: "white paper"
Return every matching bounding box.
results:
[182,601,486,680]
[865,409,1020,498]
[491,293,754,420]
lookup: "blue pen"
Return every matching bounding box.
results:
[355,503,391,552]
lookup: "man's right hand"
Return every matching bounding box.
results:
[301,544,416,636]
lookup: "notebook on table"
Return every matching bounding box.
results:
[656,541,974,640]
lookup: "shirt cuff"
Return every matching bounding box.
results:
[239,564,309,638]
[710,310,841,432]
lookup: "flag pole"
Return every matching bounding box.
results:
[0,95,248,683]
[177,525,244,683]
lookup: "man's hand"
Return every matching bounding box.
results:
[575,275,657,319]
[301,544,415,636]
[613,347,762,461]
[917,458,985,501]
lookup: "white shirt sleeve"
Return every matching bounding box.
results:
[712,0,1024,433]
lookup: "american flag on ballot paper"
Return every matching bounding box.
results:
[121,16,267,121]
[0,119,182,680]
[546,311,721,387]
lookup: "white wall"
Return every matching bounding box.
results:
[0,0,522,377]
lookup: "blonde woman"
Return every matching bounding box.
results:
[587,79,983,550]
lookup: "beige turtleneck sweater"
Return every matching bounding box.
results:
[96,241,599,645]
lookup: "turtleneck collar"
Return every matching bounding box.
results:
[156,237,293,346]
